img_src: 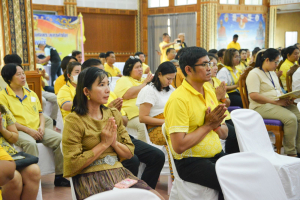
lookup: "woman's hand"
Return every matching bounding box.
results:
[143,73,154,84]
[111,121,118,148]
[204,105,227,130]
[108,98,123,111]
[216,82,226,101]
[100,117,116,147]
[275,99,289,107]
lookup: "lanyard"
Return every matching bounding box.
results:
[263,70,276,89]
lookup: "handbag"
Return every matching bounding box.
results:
[11,152,39,169]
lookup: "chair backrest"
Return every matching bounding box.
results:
[277,60,284,71]
[249,62,256,68]
[84,188,160,200]
[231,109,275,155]
[238,66,253,108]
[216,152,288,200]
[109,77,120,92]
[286,64,299,92]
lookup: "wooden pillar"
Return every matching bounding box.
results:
[200,0,218,50]
[136,0,142,52]
[64,0,77,16]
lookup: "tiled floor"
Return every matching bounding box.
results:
[41,174,170,200]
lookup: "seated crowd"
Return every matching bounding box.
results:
[1,41,300,200]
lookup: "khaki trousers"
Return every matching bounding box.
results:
[254,103,300,155]
[16,114,63,175]
[42,91,58,120]
[127,116,147,142]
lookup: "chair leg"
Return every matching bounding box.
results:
[167,175,172,195]
[272,130,282,154]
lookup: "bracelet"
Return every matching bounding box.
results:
[7,132,13,140]
[220,98,226,103]
[213,125,221,132]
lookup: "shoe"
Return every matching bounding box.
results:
[54,176,70,187]
[53,120,57,126]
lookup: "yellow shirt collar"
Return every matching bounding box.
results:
[66,81,75,89]
[5,86,31,102]
[284,59,295,66]
[181,79,211,97]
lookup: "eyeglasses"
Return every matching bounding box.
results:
[194,62,214,68]
[274,61,280,65]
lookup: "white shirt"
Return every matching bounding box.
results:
[217,67,239,86]
[136,83,175,117]
[292,68,300,103]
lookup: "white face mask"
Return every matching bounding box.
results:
[72,74,78,84]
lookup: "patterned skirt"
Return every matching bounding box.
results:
[72,167,151,200]
[146,113,174,181]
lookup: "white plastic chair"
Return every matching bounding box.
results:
[114,62,125,75]
[56,104,64,132]
[142,124,172,194]
[231,109,300,200]
[85,188,160,200]
[297,102,300,112]
[162,124,219,200]
[216,152,288,200]
[109,77,120,92]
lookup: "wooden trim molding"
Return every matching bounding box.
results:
[77,7,137,15]
[32,4,65,15]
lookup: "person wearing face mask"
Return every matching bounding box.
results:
[57,62,82,123]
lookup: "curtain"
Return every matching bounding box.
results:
[148,13,196,72]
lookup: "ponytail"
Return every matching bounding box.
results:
[255,48,280,70]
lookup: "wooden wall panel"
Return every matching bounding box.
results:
[82,13,136,62]
[85,53,134,62]
[25,71,42,103]
[32,4,64,15]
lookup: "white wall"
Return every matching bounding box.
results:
[32,0,138,10]
[32,0,64,5]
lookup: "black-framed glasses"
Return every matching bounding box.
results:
[194,62,214,68]
[274,61,280,65]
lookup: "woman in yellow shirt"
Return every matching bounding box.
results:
[280,46,300,91]
[206,53,239,154]
[114,57,153,142]
[54,56,77,94]
[57,62,81,122]
[246,49,251,65]
[217,48,243,108]
[62,67,163,200]
[0,104,41,200]
[236,49,248,72]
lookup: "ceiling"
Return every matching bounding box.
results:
[277,3,300,14]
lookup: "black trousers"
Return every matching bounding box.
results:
[51,62,61,86]
[174,151,226,198]
[228,91,244,108]
[225,119,240,154]
[122,136,165,189]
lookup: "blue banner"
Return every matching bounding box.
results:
[217,13,266,50]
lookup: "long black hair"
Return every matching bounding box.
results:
[151,62,177,92]
[282,46,298,62]
[255,48,280,70]
[72,67,108,115]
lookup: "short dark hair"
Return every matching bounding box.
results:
[179,46,208,77]
[175,48,187,60]
[217,49,226,58]
[99,53,106,58]
[72,51,82,57]
[1,63,23,85]
[151,62,177,92]
[64,61,81,82]
[252,47,261,56]
[282,46,299,61]
[72,67,108,115]
[61,56,77,72]
[208,53,218,62]
[163,33,169,37]
[294,43,299,47]
[38,44,45,48]
[239,49,247,54]
[255,48,280,70]
[4,54,22,65]
[134,52,144,57]
[224,48,238,67]
[105,51,114,59]
[208,49,218,54]
[233,34,238,38]
[166,48,175,55]
[82,59,102,70]
[123,57,142,76]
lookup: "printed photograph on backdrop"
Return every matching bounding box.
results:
[217,13,266,50]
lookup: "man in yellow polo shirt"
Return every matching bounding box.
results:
[104,51,122,77]
[227,34,241,50]
[164,47,228,196]
[159,33,178,63]
[135,52,151,74]
[0,64,70,187]
[165,48,176,62]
